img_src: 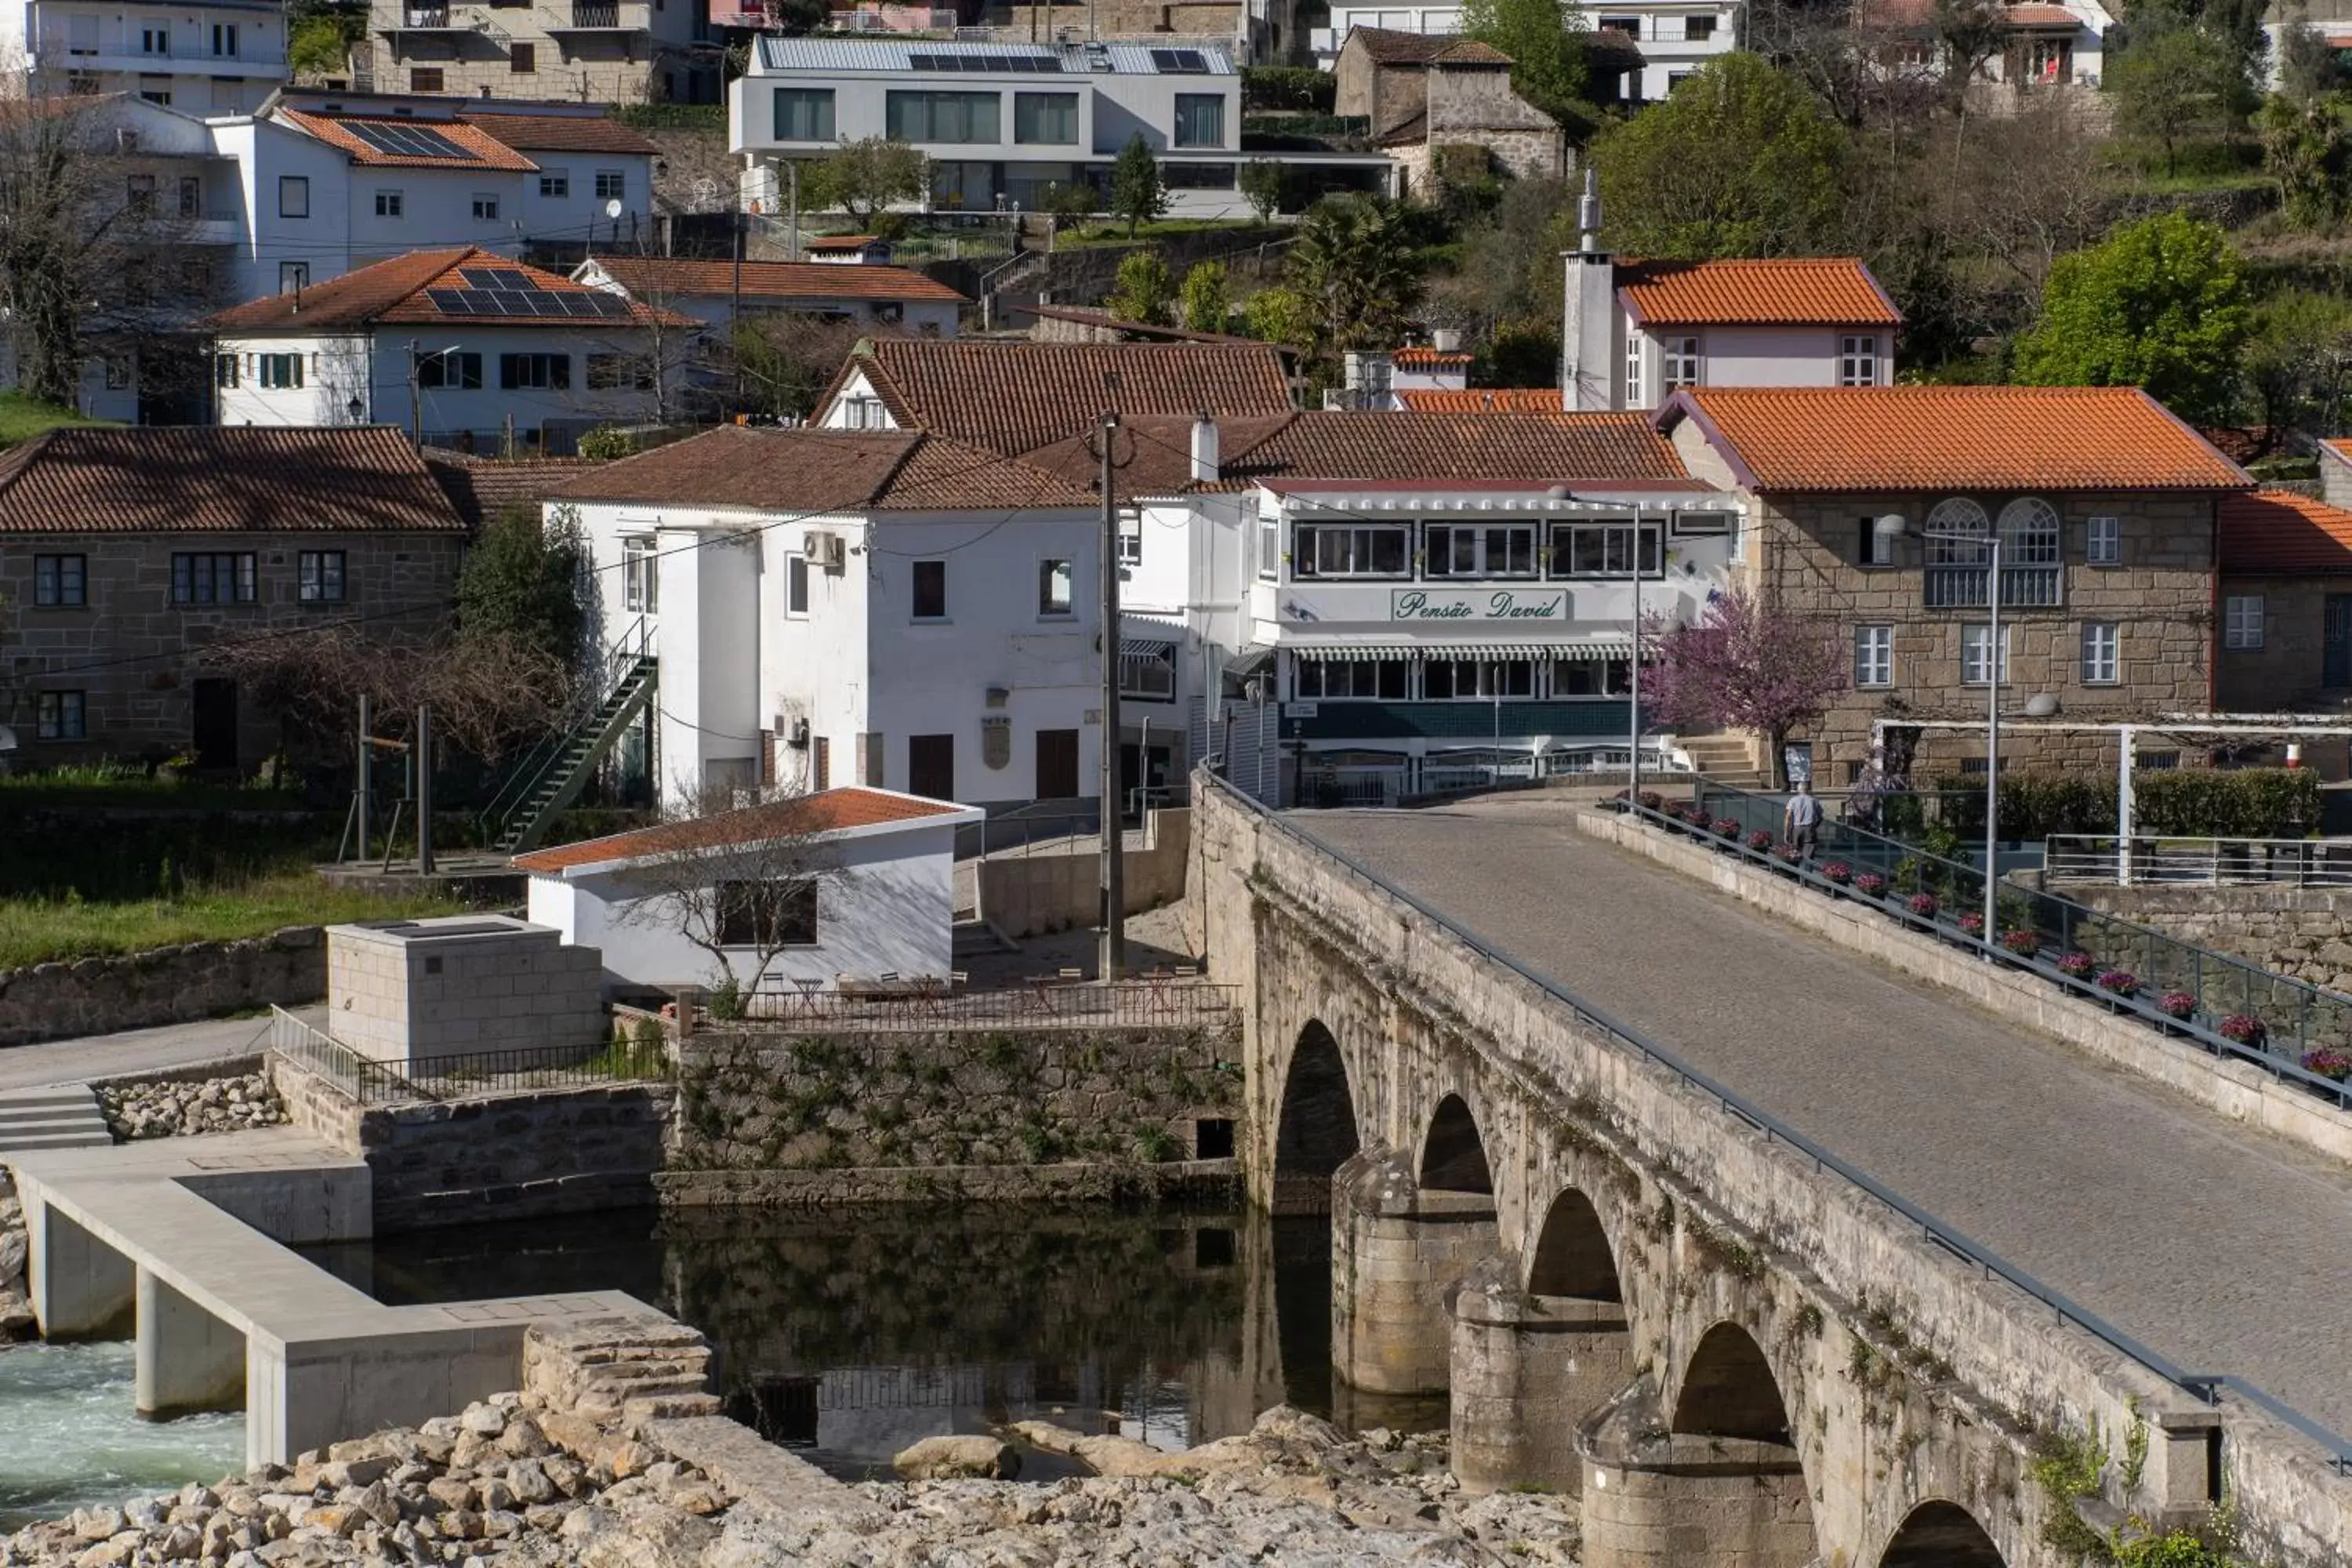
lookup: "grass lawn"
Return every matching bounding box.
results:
[0,391,109,448]
[0,875,459,971]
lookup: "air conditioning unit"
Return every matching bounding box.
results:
[808,530,848,572]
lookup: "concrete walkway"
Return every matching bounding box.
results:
[0,1012,310,1094]
[1294,797,2352,1439]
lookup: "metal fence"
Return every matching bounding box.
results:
[2046,833,2352,888]
[731,978,1240,1033]
[269,1007,671,1105]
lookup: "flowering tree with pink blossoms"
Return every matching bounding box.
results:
[1644,588,1846,789]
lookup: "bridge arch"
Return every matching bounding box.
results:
[1419,1093,1494,1194]
[1878,1501,2006,1567]
[1526,1188,1621,1300]
[1272,1019,1361,1213]
[1672,1320,1797,1443]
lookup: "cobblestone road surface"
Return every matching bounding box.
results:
[1295,797,2352,1439]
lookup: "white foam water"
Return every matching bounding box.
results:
[0,1341,244,1531]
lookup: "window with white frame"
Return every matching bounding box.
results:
[2224,593,2264,649]
[786,554,808,615]
[375,189,403,218]
[594,169,625,201]
[1425,522,1537,578]
[1423,659,1534,699]
[1662,336,1701,389]
[1257,505,1278,579]
[172,553,256,604]
[1551,520,1662,578]
[257,353,303,389]
[1037,557,1074,616]
[2081,621,2119,684]
[1624,332,1643,405]
[472,194,499,220]
[1294,659,1407,699]
[1293,523,1410,579]
[1838,335,1878,387]
[278,175,307,217]
[1922,495,1990,607]
[839,395,885,430]
[34,554,85,607]
[1959,623,2010,685]
[211,21,238,54]
[622,537,659,613]
[539,172,569,198]
[279,261,308,294]
[299,550,346,604]
[1997,496,2063,605]
[36,691,84,740]
[1118,641,1178,701]
[2086,514,2120,566]
[1118,517,1142,565]
[1854,624,1893,688]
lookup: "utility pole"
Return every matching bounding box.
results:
[416,704,435,877]
[1098,408,1124,984]
[405,339,422,449]
[355,693,371,864]
[731,209,744,408]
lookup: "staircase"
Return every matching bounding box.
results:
[1676,733,1769,789]
[0,1085,111,1152]
[481,619,659,856]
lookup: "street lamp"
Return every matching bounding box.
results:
[1875,514,2058,942]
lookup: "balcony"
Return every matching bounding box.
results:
[1922,565,2063,610]
[550,2,631,28]
[399,5,459,25]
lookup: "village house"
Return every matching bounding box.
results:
[0,0,285,111]
[2214,488,2352,714]
[571,255,968,337]
[1332,31,1579,187]
[0,426,468,770]
[363,0,724,108]
[1313,0,1736,101]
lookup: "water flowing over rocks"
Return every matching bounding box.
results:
[97,1075,285,1142]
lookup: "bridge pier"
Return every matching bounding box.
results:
[30,1200,136,1338]
[1449,1256,1633,1497]
[1330,1146,1496,1397]
[136,1265,246,1419]
[1577,1377,1817,1568]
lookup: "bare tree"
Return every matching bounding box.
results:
[728,311,892,420]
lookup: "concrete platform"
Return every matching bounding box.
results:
[8,1127,673,1467]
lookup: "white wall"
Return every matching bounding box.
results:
[1623,321,1890,405]
[20,0,285,108]
[212,332,374,427]
[574,262,961,339]
[651,523,763,797]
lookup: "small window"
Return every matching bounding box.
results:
[594,169,625,201]
[278,174,307,218]
[472,194,499,221]
[178,176,200,218]
[258,353,303,389]
[1662,335,1701,389]
[35,691,85,741]
[213,353,239,388]
[416,349,481,389]
[140,23,168,53]
[280,260,309,294]
[211,21,238,55]
[586,352,651,390]
[1960,623,2010,685]
[1038,557,1074,616]
[499,353,568,390]
[1854,624,1892,688]
[410,67,445,92]
[125,173,156,214]
[2081,621,2119,684]
[1292,524,1410,579]
[1857,514,1896,568]
[539,172,570,198]
[375,189,404,218]
[103,355,131,391]
[1838,335,1877,387]
[299,550,347,604]
[913,559,947,619]
[1682,13,1716,38]
[786,554,808,615]
[510,41,534,71]
[2086,514,2120,566]
[1256,506,1278,579]
[2224,593,2264,650]
[1174,93,1225,148]
[622,537,659,613]
[1624,332,1644,404]
[772,87,836,141]
[34,554,85,608]
[716,880,818,947]
[172,552,258,604]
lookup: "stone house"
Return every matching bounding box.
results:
[1658,385,2252,783]
[1336,31,1570,187]
[2215,488,2352,713]
[363,0,723,107]
[0,426,469,771]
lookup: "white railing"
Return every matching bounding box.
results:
[2045,833,2352,887]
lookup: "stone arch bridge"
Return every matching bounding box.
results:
[1184,776,2352,1568]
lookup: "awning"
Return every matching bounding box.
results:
[1285,641,1634,662]
[1225,644,1276,678]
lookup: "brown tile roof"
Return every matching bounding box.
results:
[548,425,1096,511]
[205,248,693,332]
[1397,388,1560,412]
[1665,387,2252,494]
[2002,5,2081,25]
[0,426,467,535]
[424,452,614,527]
[280,108,539,171]
[2220,489,2352,575]
[1431,38,1513,63]
[585,255,967,304]
[821,339,1296,456]
[1617,257,1902,328]
[1392,347,1472,368]
[511,787,968,873]
[456,111,659,155]
[1341,26,1454,63]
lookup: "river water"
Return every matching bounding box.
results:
[0,1342,244,1530]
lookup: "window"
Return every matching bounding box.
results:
[471,194,499,220]
[1551,520,1661,578]
[885,90,1000,143]
[1174,93,1225,148]
[178,176,199,218]
[913,559,947,619]
[103,355,130,391]
[280,261,310,295]
[299,550,347,604]
[257,352,303,389]
[2224,593,2264,650]
[1294,659,1407,699]
[499,353,569,389]
[1838,335,1878,387]
[1118,519,1141,565]
[586,352,651,390]
[2081,621,2118,684]
[716,880,818,947]
[1293,523,1410,579]
[1014,91,1078,144]
[538,172,569,198]
[2086,514,2120,566]
[1424,659,1534,699]
[773,87,835,141]
[35,691,84,741]
[1555,656,1631,696]
[1682,13,1715,38]
[1857,514,1897,568]
[1257,508,1278,579]
[1662,335,1700,389]
[172,553,256,604]
[1853,624,1892,688]
[1120,641,1177,700]
[1960,623,2010,685]
[1425,523,1537,579]
[140,85,171,107]
[594,169,625,201]
[838,394,885,430]
[125,174,155,214]
[416,349,481,389]
[1922,495,1990,607]
[34,554,85,608]
[213,353,238,389]
[1599,14,1639,32]
[510,42,534,71]
[622,537,659,613]
[278,175,307,218]
[211,22,238,54]
[1996,496,2062,606]
[786,554,808,615]
[411,67,445,92]
[375,189,404,218]
[1624,332,1643,404]
[1038,557,1073,616]
[140,23,168,52]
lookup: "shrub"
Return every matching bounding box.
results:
[1907,892,1940,918]
[1639,790,1664,811]
[1711,816,1740,837]
[2221,1014,2269,1047]
[1746,829,1774,851]
[2158,991,2197,1020]
[1241,64,1335,112]
[1925,766,2320,841]
[2302,1044,2351,1080]
[1958,912,1986,937]
[2002,928,2042,957]
[2056,952,2097,979]
[1820,860,1852,884]
[707,977,745,1021]
[2096,969,2140,997]
[577,424,636,460]
[1854,872,1888,897]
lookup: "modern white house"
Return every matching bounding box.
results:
[0,0,285,111]
[572,253,967,336]
[1312,0,1741,99]
[513,787,982,993]
[206,246,691,452]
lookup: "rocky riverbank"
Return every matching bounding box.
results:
[97,1073,285,1142]
[0,1168,29,1341]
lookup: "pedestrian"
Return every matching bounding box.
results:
[1784,779,1822,858]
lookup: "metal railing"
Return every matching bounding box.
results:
[1921,564,2062,609]
[270,1007,670,1105]
[2046,833,2352,887]
[269,1007,419,1104]
[1209,772,2352,1472]
[731,978,1239,1031]
[477,615,652,850]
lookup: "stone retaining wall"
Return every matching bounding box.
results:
[2049,879,2352,997]
[655,1158,1240,1207]
[0,926,324,1048]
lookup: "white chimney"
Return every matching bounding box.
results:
[1190,414,1219,483]
[1561,168,1617,411]
[1432,327,1461,352]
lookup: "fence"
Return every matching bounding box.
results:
[2046,834,2352,888]
[730,978,1239,1033]
[269,1007,670,1105]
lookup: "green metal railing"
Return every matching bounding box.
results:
[269,1007,671,1105]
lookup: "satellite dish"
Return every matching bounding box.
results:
[604,198,624,220]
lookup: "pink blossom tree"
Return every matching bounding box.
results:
[1644,588,1846,789]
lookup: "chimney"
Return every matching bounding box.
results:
[1560,166,1617,412]
[1431,327,1461,352]
[1189,414,1219,483]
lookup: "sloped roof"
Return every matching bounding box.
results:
[278,108,539,170]
[1664,387,2252,494]
[2219,489,2352,575]
[206,248,693,332]
[1341,27,1455,64]
[1617,257,1903,327]
[1430,38,1512,64]
[548,425,1096,511]
[1397,388,1560,412]
[457,111,659,155]
[425,452,613,528]
[584,255,967,304]
[0,426,466,535]
[1392,347,1472,368]
[511,788,970,874]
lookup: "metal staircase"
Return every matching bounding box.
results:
[481,619,657,855]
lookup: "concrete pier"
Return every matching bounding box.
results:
[137,1266,245,1418]
[1577,1379,1817,1568]
[1330,1146,1497,1398]
[1448,1256,1633,1497]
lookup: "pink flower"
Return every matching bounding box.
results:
[1746,829,1774,851]
[1957,912,1986,937]
[1854,872,1888,896]
[2222,1014,2268,1047]
[2302,1045,2350,1080]
[1711,817,1740,837]
[2158,991,2196,1020]
[2095,969,2140,997]
[2056,952,2096,979]
[2001,929,2041,956]
[1820,860,1852,884]
[1907,892,1940,918]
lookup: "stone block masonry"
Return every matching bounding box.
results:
[2054,879,2352,997]
[0,925,322,1049]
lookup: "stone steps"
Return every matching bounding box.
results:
[0,1084,111,1152]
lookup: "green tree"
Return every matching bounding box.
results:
[2277,14,2346,100]
[1239,160,1285,221]
[1242,285,1316,351]
[288,14,354,79]
[2012,210,2254,425]
[2259,91,2347,227]
[2108,27,2236,176]
[1109,134,1167,237]
[1459,0,1587,123]
[1286,195,1425,355]
[2245,289,2352,436]
[1588,53,1846,257]
[1105,250,1175,325]
[456,503,587,670]
[803,137,930,225]
[1180,260,1230,333]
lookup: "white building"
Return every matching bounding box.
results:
[1312,0,1740,100]
[572,253,967,338]
[0,0,284,111]
[514,787,981,993]
[206,246,690,452]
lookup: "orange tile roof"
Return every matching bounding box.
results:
[456,111,659,155]
[2219,489,2352,575]
[206,248,693,332]
[585,254,967,304]
[1665,386,2252,493]
[1397,388,1559,412]
[0,426,465,535]
[550,426,1097,511]
[280,109,539,171]
[2002,5,2081,25]
[1617,257,1902,327]
[512,788,969,873]
[1392,347,1472,368]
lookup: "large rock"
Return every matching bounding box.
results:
[891,1436,1022,1482]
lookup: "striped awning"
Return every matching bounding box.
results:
[1287,641,1634,662]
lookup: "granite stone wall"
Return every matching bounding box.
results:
[0,925,324,1048]
[2056,880,2352,997]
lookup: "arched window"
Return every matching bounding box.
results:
[1922,497,1990,608]
[1998,496,2063,604]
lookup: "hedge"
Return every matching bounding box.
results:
[1916,768,2319,842]
[1241,65,1335,113]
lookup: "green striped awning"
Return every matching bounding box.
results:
[1286,641,1633,662]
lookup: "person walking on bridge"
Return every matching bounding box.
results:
[1784,779,1822,859]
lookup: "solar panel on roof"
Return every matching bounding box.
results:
[1150,47,1210,71]
[349,120,474,159]
[587,294,630,318]
[527,292,570,316]
[426,288,471,313]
